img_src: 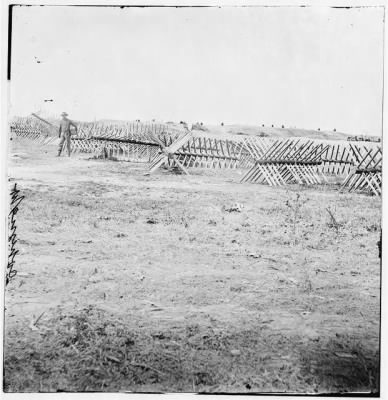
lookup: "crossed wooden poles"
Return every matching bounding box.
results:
[241,138,330,186]
[11,117,383,194]
[11,115,60,144]
[71,121,186,163]
[341,143,382,196]
[320,142,354,176]
[16,116,185,163]
[148,131,193,174]
[72,137,160,162]
[13,116,245,171]
[174,135,243,169]
[147,131,251,174]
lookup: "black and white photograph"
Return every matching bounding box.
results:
[1,0,385,395]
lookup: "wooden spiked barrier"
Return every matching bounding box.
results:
[319,142,354,176]
[241,138,330,186]
[341,143,382,196]
[147,132,250,174]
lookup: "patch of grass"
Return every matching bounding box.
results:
[285,192,309,244]
[4,306,379,393]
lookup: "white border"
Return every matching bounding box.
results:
[0,2,386,400]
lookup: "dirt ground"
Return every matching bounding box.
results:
[4,138,381,393]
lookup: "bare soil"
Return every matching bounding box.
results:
[4,138,381,393]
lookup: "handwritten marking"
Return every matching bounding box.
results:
[7,183,24,286]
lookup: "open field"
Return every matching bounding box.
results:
[4,138,381,393]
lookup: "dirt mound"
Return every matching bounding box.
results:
[205,124,352,141]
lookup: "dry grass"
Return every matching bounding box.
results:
[4,306,379,393]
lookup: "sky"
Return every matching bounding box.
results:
[9,5,385,135]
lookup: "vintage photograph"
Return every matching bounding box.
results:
[3,2,384,394]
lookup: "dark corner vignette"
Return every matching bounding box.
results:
[7,182,24,286]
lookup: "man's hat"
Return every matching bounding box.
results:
[61,112,68,117]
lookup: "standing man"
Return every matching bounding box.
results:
[57,112,77,157]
